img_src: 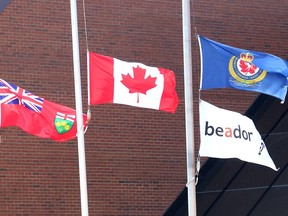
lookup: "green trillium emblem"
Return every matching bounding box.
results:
[54,112,75,134]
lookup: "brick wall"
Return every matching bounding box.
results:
[0,0,287,215]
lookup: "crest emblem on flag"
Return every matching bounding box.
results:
[54,112,76,134]
[229,52,267,85]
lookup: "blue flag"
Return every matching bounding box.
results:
[198,35,288,102]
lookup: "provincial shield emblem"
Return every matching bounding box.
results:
[54,112,75,134]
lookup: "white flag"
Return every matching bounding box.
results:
[199,100,278,171]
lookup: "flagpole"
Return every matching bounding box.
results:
[70,0,89,215]
[182,0,197,215]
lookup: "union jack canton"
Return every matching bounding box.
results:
[0,79,44,113]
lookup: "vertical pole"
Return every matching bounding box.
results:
[70,0,89,215]
[182,0,197,215]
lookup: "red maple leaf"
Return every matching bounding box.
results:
[239,59,257,74]
[121,66,157,103]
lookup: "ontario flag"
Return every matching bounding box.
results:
[0,79,87,142]
[198,35,288,102]
[89,52,179,113]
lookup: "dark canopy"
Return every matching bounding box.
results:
[165,94,288,216]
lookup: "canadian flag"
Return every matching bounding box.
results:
[89,52,179,113]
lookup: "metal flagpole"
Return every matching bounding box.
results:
[70,0,89,215]
[182,0,197,215]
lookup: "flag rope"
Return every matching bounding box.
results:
[82,0,91,122]
[87,51,91,112]
[195,156,201,185]
[82,0,89,51]
[191,0,197,32]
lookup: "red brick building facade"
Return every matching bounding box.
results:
[0,0,286,215]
